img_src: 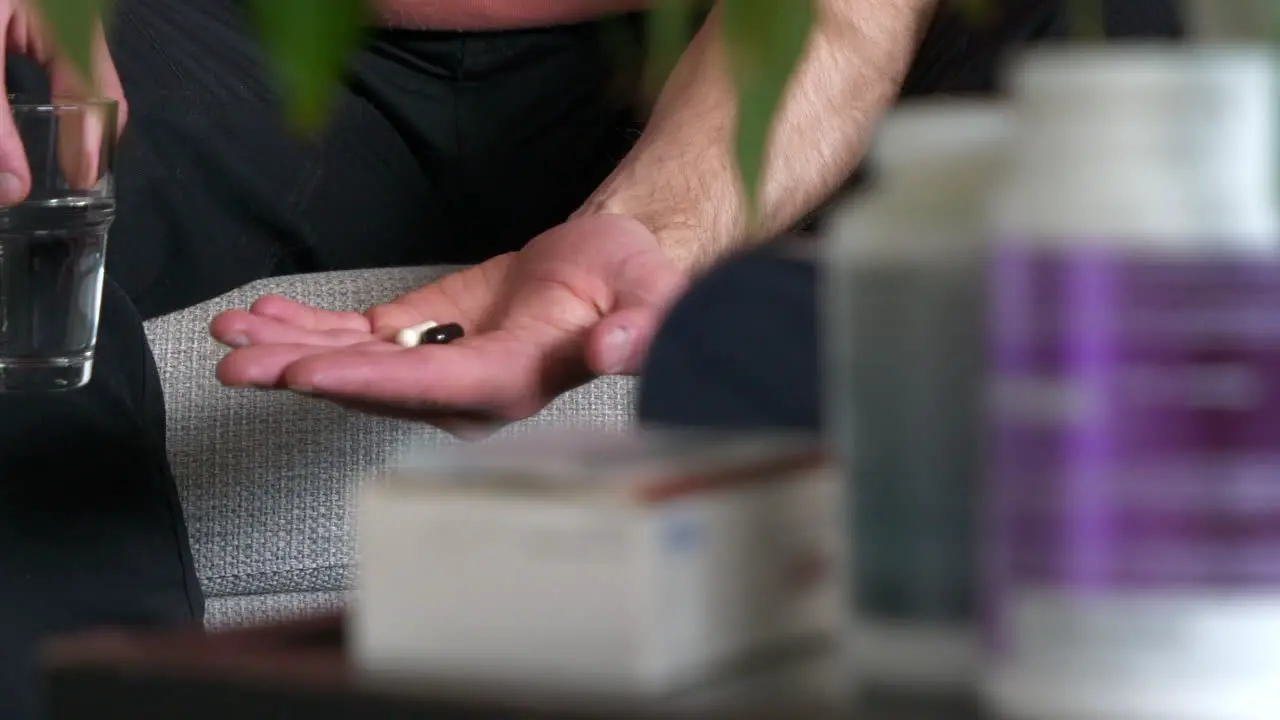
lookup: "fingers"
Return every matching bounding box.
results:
[216,335,540,432]
[215,340,397,389]
[0,11,31,206]
[216,343,332,389]
[362,261,510,338]
[210,309,372,349]
[45,17,126,194]
[279,339,540,418]
[53,98,111,191]
[211,295,382,387]
[365,302,429,340]
[248,295,372,332]
[0,92,29,206]
[46,18,126,117]
[230,292,416,344]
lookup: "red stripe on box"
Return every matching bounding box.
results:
[636,449,831,504]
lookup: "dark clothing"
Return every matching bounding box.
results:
[639,242,821,432]
[0,277,203,720]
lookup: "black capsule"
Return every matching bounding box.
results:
[421,322,465,345]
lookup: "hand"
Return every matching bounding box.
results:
[0,1,127,204]
[210,215,687,435]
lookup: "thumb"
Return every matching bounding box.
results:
[586,304,667,377]
[585,245,689,377]
[0,91,31,206]
[47,19,127,128]
[0,17,30,206]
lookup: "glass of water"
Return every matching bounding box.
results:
[0,97,116,391]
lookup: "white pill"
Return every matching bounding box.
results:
[395,321,438,348]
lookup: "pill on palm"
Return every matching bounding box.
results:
[395,321,437,348]
[421,322,464,345]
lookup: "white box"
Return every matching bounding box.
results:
[352,431,848,695]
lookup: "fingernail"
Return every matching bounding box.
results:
[224,334,249,348]
[0,173,22,205]
[601,326,633,375]
[288,381,315,395]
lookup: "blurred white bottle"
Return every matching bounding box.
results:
[985,46,1280,720]
[824,101,1011,697]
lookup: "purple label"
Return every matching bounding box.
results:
[985,242,1280,650]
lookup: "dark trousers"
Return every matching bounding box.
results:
[0,278,203,720]
[639,242,821,432]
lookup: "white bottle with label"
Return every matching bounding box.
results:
[824,101,1011,695]
[984,46,1280,720]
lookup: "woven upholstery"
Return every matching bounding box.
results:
[142,267,637,628]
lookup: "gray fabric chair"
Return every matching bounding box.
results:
[143,267,637,629]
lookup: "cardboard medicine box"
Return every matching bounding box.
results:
[352,431,849,695]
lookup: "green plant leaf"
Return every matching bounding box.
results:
[721,0,815,225]
[33,0,110,86]
[644,0,700,96]
[952,0,997,25]
[247,0,370,134]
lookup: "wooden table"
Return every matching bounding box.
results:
[41,615,982,719]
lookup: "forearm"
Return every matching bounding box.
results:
[578,0,937,273]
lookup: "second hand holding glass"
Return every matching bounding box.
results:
[0,96,117,392]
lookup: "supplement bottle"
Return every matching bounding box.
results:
[824,101,1010,698]
[985,46,1280,720]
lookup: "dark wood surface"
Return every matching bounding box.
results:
[41,615,982,719]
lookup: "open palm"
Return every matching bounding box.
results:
[210,215,685,434]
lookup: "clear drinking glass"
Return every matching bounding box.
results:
[0,97,116,391]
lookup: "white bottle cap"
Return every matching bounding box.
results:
[829,100,1011,265]
[996,45,1279,250]
[1010,44,1275,109]
[872,100,1012,175]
